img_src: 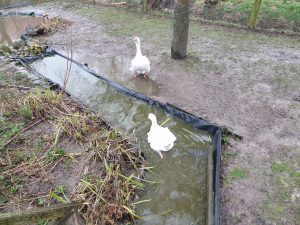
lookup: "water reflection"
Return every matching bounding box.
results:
[0,15,43,44]
[75,54,161,96]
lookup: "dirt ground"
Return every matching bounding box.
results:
[2,2,300,224]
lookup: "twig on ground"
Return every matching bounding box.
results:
[0,84,35,90]
[3,119,44,148]
[150,59,165,73]
[111,1,126,6]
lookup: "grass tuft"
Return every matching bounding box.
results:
[230,167,248,179]
[271,162,291,173]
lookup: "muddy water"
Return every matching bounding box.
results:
[0,15,43,44]
[31,55,213,225]
[77,53,161,96]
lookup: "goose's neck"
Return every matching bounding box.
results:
[150,118,158,127]
[135,42,142,57]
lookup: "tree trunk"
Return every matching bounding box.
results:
[248,0,262,29]
[171,0,190,59]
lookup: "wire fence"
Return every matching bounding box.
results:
[74,0,300,32]
[189,0,300,32]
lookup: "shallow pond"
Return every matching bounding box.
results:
[0,15,43,44]
[76,53,161,96]
[31,54,214,225]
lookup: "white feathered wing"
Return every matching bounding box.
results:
[147,114,176,158]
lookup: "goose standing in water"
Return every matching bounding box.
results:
[147,113,176,158]
[130,37,150,78]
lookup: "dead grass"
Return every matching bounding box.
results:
[30,17,71,36]
[0,85,147,224]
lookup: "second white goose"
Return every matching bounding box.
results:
[147,113,176,158]
[130,37,150,77]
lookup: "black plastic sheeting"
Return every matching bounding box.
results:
[15,48,222,225]
[0,11,42,17]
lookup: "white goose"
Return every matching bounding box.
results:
[147,113,176,158]
[130,37,150,77]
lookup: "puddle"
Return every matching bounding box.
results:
[0,15,43,44]
[0,14,160,96]
[31,55,213,224]
[76,53,161,96]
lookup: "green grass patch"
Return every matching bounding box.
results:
[0,121,25,149]
[271,162,291,173]
[0,73,6,81]
[45,147,66,162]
[263,202,286,224]
[262,158,300,224]
[226,0,300,24]
[0,71,33,87]
[223,166,248,186]
[193,0,300,30]
[266,202,285,213]
[14,72,33,86]
[19,105,33,120]
[230,167,248,179]
[271,161,300,188]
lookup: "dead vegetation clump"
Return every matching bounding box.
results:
[27,17,71,36]
[0,86,148,224]
[40,17,67,34]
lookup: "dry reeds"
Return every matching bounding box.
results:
[0,87,147,224]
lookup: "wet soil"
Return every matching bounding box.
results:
[1,2,300,225]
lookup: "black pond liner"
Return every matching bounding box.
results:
[0,11,43,17]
